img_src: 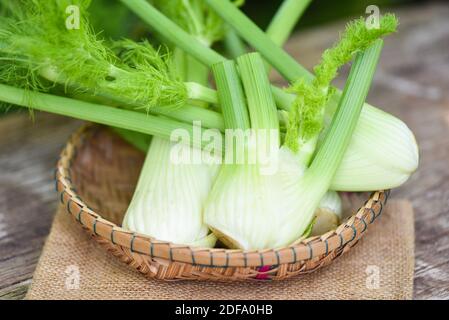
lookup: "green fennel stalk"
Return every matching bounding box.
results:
[201,0,401,117]
[0,0,219,122]
[204,0,310,82]
[118,0,291,105]
[285,15,398,159]
[222,0,310,59]
[263,0,312,72]
[186,4,417,191]
[119,0,224,67]
[0,84,204,146]
[266,0,313,47]
[224,29,247,58]
[0,0,418,193]
[117,0,383,115]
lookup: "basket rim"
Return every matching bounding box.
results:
[56,124,389,268]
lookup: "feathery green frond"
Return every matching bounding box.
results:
[109,39,187,110]
[0,0,186,110]
[150,0,227,45]
[285,14,398,155]
[313,14,398,87]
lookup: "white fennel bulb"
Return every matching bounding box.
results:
[205,33,387,249]
[206,146,343,249]
[123,137,219,247]
[330,105,419,191]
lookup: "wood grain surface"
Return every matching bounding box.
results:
[1,2,448,299]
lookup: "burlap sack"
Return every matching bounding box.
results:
[25,200,414,300]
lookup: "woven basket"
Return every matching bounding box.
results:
[56,124,389,281]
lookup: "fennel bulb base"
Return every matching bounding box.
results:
[209,227,244,250]
[311,208,341,236]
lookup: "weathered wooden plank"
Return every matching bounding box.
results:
[0,113,81,300]
[0,281,30,300]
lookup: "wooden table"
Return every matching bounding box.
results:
[1,2,448,300]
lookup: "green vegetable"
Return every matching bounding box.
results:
[329,105,419,191]
[203,1,419,188]
[0,0,420,250]
[122,0,226,245]
[0,0,217,115]
[111,127,152,153]
[285,15,398,159]
[150,0,228,47]
[205,55,280,249]
[224,29,247,58]
[205,41,383,249]
[122,135,219,246]
[0,83,206,146]
[204,0,309,82]
[120,0,224,67]
[264,0,312,71]
[120,0,418,191]
[273,89,419,191]
[266,0,312,47]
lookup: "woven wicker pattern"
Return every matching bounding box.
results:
[56,124,389,281]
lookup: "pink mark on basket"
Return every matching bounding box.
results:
[256,265,272,280]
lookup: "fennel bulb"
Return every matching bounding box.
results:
[206,143,342,249]
[312,191,343,236]
[123,0,228,247]
[330,105,419,191]
[205,33,386,249]
[279,91,420,191]
[123,137,219,246]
